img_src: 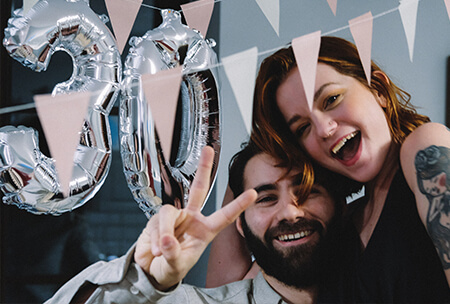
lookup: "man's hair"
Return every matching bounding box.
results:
[228,141,361,210]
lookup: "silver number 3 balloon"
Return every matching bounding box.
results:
[120,9,221,218]
[1,0,121,215]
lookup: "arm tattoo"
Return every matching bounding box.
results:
[415,145,450,269]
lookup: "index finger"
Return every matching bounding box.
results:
[207,189,257,233]
[186,146,215,211]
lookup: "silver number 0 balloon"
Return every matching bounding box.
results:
[1,0,121,215]
[120,10,221,218]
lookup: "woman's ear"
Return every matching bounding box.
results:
[236,216,245,238]
[373,70,389,107]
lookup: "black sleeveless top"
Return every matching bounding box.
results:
[333,170,450,303]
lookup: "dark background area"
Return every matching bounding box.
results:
[0,0,220,302]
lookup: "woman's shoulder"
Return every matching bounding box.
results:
[402,122,449,148]
[401,122,449,161]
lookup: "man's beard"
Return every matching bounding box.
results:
[241,214,340,289]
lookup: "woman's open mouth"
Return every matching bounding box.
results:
[331,131,361,162]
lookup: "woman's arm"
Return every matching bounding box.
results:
[400,122,450,286]
[205,186,255,288]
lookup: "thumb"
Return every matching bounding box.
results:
[160,234,181,263]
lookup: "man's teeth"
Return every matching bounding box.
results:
[278,230,312,241]
[331,131,358,155]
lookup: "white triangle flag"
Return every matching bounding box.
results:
[292,31,322,111]
[222,47,258,135]
[23,0,38,15]
[34,92,91,197]
[142,67,183,162]
[349,12,373,85]
[327,0,337,16]
[399,0,419,62]
[255,0,280,36]
[445,0,450,21]
[181,0,215,38]
[104,0,142,54]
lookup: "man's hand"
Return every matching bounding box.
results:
[134,146,257,291]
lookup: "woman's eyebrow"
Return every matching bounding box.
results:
[314,82,337,102]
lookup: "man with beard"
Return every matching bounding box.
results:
[45,144,346,304]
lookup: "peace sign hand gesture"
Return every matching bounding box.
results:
[134,146,257,291]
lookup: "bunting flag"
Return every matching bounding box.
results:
[181,0,215,38]
[445,0,450,21]
[255,0,280,36]
[327,0,337,16]
[142,66,183,162]
[349,12,373,85]
[291,31,322,111]
[222,47,259,135]
[23,0,38,15]
[399,0,419,62]
[104,0,142,54]
[34,92,91,197]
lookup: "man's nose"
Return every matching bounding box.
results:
[275,194,305,222]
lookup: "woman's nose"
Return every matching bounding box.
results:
[312,114,337,139]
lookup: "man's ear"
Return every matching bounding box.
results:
[236,215,245,238]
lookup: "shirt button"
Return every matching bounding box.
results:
[130,286,139,295]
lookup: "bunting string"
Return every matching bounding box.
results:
[0,0,427,116]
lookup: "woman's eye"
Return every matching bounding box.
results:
[294,123,310,138]
[324,94,341,109]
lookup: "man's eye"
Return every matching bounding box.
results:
[256,196,277,204]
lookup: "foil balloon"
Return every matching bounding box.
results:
[1,0,121,215]
[120,9,220,218]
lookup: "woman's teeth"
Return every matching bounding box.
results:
[277,230,312,241]
[331,131,359,155]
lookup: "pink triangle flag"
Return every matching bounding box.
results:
[399,0,419,62]
[104,0,142,54]
[142,66,183,162]
[222,47,258,135]
[445,0,450,21]
[292,31,322,111]
[181,0,215,37]
[327,0,337,16]
[349,12,373,85]
[34,92,91,197]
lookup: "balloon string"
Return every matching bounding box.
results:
[0,1,410,116]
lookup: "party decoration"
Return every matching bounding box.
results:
[2,0,122,215]
[445,0,450,21]
[222,47,258,135]
[104,0,142,54]
[181,0,215,38]
[399,0,419,62]
[292,31,322,111]
[349,11,373,85]
[327,0,337,16]
[255,0,280,36]
[120,9,220,218]
[34,92,91,197]
[23,0,38,14]
[142,66,183,162]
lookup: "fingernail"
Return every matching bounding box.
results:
[161,236,173,250]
